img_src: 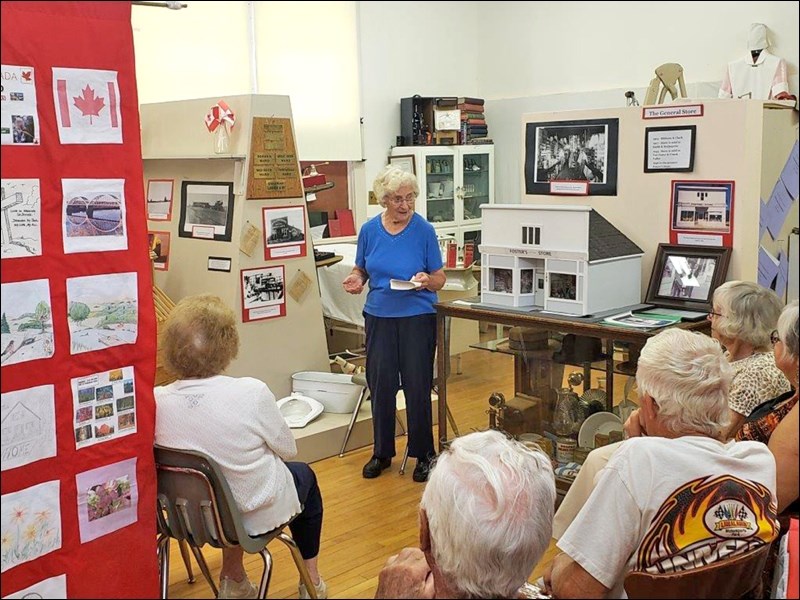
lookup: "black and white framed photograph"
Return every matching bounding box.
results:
[644,125,696,173]
[524,118,619,196]
[669,180,734,247]
[178,181,235,241]
[240,266,286,322]
[262,204,307,260]
[645,243,731,312]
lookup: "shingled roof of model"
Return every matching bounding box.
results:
[588,209,643,262]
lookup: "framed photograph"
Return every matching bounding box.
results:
[389,154,416,175]
[178,181,235,241]
[669,180,734,247]
[148,230,171,271]
[645,243,731,312]
[524,118,619,196]
[644,125,696,173]
[262,204,307,260]
[146,179,174,221]
[240,266,286,322]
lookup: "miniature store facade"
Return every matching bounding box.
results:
[479,205,643,316]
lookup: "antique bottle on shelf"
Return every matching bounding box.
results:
[553,386,581,463]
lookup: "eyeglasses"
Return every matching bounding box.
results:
[770,330,780,345]
[387,193,416,206]
[707,311,724,319]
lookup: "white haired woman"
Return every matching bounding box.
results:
[375,430,556,599]
[155,295,326,599]
[708,281,790,438]
[547,329,778,599]
[342,166,446,482]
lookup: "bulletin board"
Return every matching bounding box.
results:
[1,2,157,598]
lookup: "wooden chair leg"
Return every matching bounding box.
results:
[277,532,317,599]
[188,544,217,597]
[177,539,196,583]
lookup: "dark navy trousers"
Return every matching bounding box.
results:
[285,462,323,559]
[364,313,436,460]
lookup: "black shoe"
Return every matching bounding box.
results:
[412,455,436,483]
[362,456,391,479]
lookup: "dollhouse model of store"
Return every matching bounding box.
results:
[479,205,644,316]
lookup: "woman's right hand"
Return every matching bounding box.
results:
[624,408,646,439]
[343,272,365,295]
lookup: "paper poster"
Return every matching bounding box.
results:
[146,179,174,221]
[757,246,780,289]
[51,67,122,144]
[66,272,138,354]
[1,574,66,599]
[239,221,260,256]
[71,366,136,448]
[76,458,138,543]
[262,205,307,259]
[1,480,62,572]
[241,266,286,322]
[148,231,170,271]
[1,384,56,471]
[1,179,41,259]
[0,279,54,367]
[62,178,127,254]
[1,65,39,145]
[763,179,795,240]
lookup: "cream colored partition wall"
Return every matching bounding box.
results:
[141,95,329,398]
[521,100,798,296]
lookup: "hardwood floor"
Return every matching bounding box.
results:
[164,346,563,599]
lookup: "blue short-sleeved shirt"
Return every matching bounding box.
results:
[355,213,443,318]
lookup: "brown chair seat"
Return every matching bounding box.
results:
[624,542,771,599]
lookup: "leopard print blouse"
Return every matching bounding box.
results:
[728,351,791,417]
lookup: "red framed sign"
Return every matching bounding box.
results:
[240,266,286,322]
[669,180,735,247]
[261,204,307,260]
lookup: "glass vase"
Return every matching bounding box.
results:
[214,123,230,154]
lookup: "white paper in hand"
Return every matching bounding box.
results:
[390,278,422,290]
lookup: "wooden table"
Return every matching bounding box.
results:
[434,300,710,450]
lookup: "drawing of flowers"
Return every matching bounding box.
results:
[1,503,61,572]
[86,475,132,521]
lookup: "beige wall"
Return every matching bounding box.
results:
[141,95,330,398]
[521,100,798,297]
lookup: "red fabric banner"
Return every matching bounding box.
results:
[1,2,157,598]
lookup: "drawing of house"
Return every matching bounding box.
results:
[479,205,643,316]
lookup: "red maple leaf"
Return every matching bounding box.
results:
[72,85,105,124]
[21,71,32,81]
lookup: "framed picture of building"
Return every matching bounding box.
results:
[669,180,734,247]
[524,117,619,196]
[178,181,235,241]
[261,204,307,260]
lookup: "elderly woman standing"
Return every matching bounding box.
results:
[342,166,445,482]
[708,281,790,437]
[155,295,326,599]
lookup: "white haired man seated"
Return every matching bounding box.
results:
[375,429,556,599]
[546,329,779,599]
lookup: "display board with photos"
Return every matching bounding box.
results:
[0,3,157,597]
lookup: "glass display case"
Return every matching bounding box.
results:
[390,144,494,235]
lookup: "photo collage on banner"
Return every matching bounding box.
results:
[1,4,154,595]
[71,366,137,448]
[0,65,39,146]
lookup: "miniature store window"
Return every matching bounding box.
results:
[490,268,514,293]
[522,225,541,246]
[549,272,577,300]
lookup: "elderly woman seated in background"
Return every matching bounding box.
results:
[155,295,327,600]
[708,280,790,438]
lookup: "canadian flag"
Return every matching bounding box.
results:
[52,67,123,144]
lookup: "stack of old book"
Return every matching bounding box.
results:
[457,97,491,144]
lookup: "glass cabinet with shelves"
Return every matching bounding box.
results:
[390,145,494,235]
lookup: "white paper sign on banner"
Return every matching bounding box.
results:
[61,178,128,254]
[1,179,42,259]
[0,65,40,145]
[1,480,62,573]
[1,384,56,471]
[51,67,122,144]
[2,574,66,599]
